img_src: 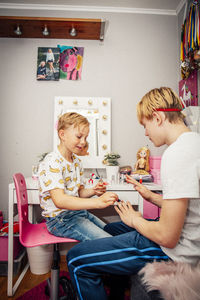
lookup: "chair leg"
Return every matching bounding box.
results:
[50,268,60,300]
[50,244,60,300]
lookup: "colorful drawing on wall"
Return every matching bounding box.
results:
[179,70,198,107]
[37,47,60,81]
[58,45,84,80]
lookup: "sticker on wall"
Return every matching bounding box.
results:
[179,70,198,107]
[58,45,84,80]
[37,47,60,81]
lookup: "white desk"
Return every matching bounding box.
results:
[8,177,161,296]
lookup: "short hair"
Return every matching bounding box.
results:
[137,87,185,124]
[57,112,89,134]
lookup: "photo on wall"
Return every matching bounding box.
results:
[37,47,60,81]
[58,45,84,80]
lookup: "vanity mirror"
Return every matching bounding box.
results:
[54,97,111,168]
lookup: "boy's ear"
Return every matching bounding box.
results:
[58,129,65,140]
[152,111,165,126]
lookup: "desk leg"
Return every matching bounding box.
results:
[138,194,143,215]
[7,188,14,296]
[7,188,30,297]
[28,205,33,223]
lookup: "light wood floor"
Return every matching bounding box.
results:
[0,256,68,300]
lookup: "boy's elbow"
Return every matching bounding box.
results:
[52,198,62,209]
[158,234,178,249]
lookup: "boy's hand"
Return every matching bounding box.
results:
[93,182,106,196]
[115,200,142,228]
[126,175,152,201]
[97,192,118,208]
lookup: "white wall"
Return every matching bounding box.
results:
[0,9,179,218]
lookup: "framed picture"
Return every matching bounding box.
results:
[179,70,198,106]
[58,45,84,80]
[37,47,60,81]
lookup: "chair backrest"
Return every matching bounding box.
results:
[13,173,29,242]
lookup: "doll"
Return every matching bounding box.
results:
[133,146,150,175]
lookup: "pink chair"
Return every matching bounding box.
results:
[13,173,78,300]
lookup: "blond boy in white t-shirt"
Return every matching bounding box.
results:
[38,112,118,241]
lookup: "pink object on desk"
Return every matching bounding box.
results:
[149,156,161,171]
[143,156,161,219]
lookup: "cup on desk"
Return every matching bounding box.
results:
[106,166,119,184]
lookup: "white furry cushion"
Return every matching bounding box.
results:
[139,261,200,300]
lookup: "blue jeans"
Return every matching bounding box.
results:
[46,210,111,241]
[67,221,169,300]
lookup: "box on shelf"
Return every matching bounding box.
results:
[0,235,24,261]
[0,249,27,276]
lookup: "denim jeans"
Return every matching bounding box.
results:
[46,210,111,241]
[67,221,169,300]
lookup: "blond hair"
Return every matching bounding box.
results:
[137,87,185,124]
[57,112,89,134]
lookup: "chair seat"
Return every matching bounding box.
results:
[20,222,77,248]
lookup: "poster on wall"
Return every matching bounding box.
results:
[179,70,198,107]
[37,47,60,81]
[58,45,84,80]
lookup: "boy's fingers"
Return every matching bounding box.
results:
[127,201,133,208]
[126,175,141,186]
[114,205,122,215]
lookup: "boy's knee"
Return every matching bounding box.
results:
[67,242,82,266]
[67,247,75,265]
[104,222,115,233]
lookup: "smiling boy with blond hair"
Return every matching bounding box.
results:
[38,112,118,242]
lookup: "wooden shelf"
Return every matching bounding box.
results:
[0,16,105,40]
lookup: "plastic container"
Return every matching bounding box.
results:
[0,235,23,261]
[149,156,161,184]
[149,156,161,170]
[0,249,27,276]
[26,244,53,275]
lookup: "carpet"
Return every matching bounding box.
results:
[16,271,130,300]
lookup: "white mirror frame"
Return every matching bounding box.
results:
[54,96,111,168]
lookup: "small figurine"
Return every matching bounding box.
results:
[133,146,150,175]
[88,173,99,184]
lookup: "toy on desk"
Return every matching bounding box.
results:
[131,173,153,183]
[131,147,153,182]
[119,166,132,183]
[119,165,132,175]
[88,174,108,186]
[88,173,97,184]
[133,146,150,175]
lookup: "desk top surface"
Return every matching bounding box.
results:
[9,177,162,191]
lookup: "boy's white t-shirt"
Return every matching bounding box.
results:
[38,149,84,217]
[160,132,200,264]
